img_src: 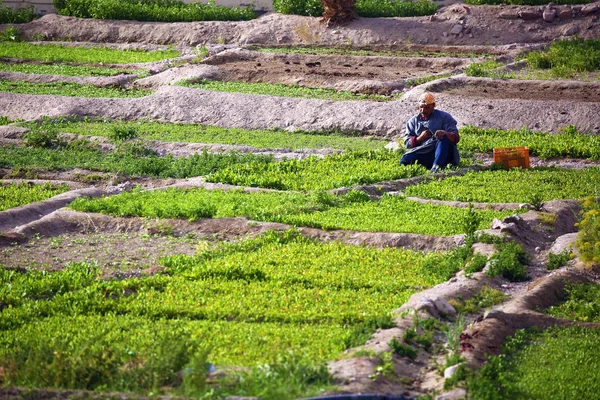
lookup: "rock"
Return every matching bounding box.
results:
[437,388,467,400]
[483,309,506,321]
[0,125,29,139]
[434,297,457,318]
[558,8,572,19]
[444,363,463,379]
[417,297,457,319]
[499,11,520,19]
[500,222,518,234]
[385,141,400,151]
[549,232,578,254]
[519,10,541,20]
[581,3,599,15]
[503,215,523,224]
[543,8,556,22]
[491,218,503,230]
[519,203,533,210]
[469,33,474,38]
[450,24,463,35]
[442,32,449,37]
[417,298,438,317]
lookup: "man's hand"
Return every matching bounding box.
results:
[417,129,433,145]
[435,130,446,140]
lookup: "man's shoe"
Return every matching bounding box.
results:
[430,164,441,173]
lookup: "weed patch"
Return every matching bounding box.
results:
[273,0,436,17]
[486,241,529,282]
[576,196,600,265]
[546,282,600,322]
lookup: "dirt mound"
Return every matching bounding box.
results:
[8,7,600,47]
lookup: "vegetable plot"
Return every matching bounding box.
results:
[70,188,518,235]
[405,167,600,203]
[206,150,425,191]
[0,182,70,212]
[0,231,459,397]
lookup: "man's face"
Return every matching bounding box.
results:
[419,103,435,119]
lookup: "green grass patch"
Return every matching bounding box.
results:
[405,167,600,203]
[0,145,273,179]
[54,0,256,21]
[70,188,518,236]
[546,282,600,322]
[273,0,436,18]
[0,41,180,64]
[0,79,152,98]
[20,118,386,152]
[250,46,488,59]
[0,182,70,211]
[179,79,398,102]
[0,231,460,396]
[460,125,600,160]
[0,62,148,77]
[206,150,423,191]
[0,115,11,125]
[468,326,600,399]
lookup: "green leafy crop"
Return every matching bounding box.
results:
[0,231,458,392]
[0,146,273,179]
[405,167,600,203]
[0,182,70,211]
[0,79,152,98]
[20,117,386,152]
[206,150,424,191]
[0,41,180,63]
[70,188,518,236]
[468,327,600,399]
[460,125,600,160]
[0,62,148,78]
[180,79,399,102]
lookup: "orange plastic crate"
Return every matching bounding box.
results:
[493,146,530,169]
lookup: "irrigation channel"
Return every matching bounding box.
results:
[1,5,600,400]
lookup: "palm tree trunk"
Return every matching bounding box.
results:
[321,0,356,26]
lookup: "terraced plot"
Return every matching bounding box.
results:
[1,9,600,400]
